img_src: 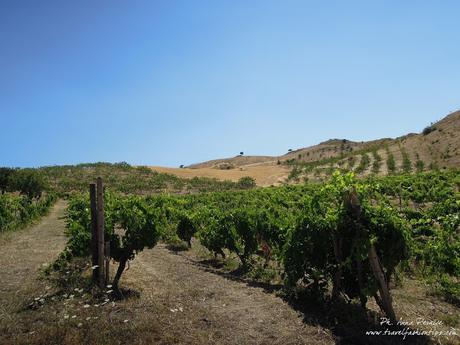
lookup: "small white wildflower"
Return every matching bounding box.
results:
[83,304,90,308]
[64,315,69,319]
[123,319,129,323]
[71,315,77,319]
[77,323,83,327]
[86,317,91,321]
[106,285,112,288]
[91,265,99,270]
[106,290,113,294]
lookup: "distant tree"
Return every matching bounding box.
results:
[288,149,293,152]
[0,167,15,194]
[239,152,244,156]
[422,125,437,135]
[179,165,184,168]
[9,169,47,199]
[114,161,131,170]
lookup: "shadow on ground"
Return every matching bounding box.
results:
[186,255,434,345]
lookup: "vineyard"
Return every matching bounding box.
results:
[0,192,56,233]
[3,2,460,342]
[0,168,56,233]
[1,167,459,344]
[60,170,460,321]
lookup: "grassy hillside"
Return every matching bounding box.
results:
[2,163,257,195]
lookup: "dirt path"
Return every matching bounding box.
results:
[0,200,67,314]
[122,245,333,345]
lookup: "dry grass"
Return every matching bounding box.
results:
[150,164,290,187]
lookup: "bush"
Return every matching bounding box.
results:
[422,125,437,135]
[237,176,256,189]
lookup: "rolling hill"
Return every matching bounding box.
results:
[150,110,460,186]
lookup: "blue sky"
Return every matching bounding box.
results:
[1,1,459,167]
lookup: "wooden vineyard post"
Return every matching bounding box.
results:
[96,177,105,288]
[105,241,110,286]
[368,245,397,323]
[90,183,99,283]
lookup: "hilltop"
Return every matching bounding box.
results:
[150,110,460,185]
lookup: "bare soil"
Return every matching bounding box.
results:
[0,200,68,315]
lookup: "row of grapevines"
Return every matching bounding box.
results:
[172,172,409,319]
[62,170,459,312]
[0,192,56,233]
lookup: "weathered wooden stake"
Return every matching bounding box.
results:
[96,177,105,288]
[368,245,397,323]
[90,183,99,283]
[105,241,110,286]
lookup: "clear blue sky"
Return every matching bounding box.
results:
[1,1,459,168]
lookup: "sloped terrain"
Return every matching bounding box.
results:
[153,110,460,185]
